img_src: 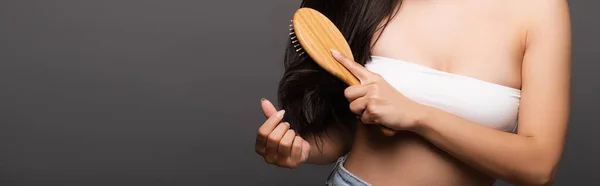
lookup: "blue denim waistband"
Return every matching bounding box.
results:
[325,155,372,186]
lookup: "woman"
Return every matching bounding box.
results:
[255,0,571,185]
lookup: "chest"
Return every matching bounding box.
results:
[371,0,526,90]
[365,57,521,132]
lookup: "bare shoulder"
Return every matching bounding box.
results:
[519,0,571,32]
[525,0,570,12]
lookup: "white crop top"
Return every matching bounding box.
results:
[365,56,521,133]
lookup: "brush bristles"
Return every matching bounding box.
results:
[289,20,304,57]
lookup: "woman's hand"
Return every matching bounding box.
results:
[255,98,311,168]
[330,49,426,131]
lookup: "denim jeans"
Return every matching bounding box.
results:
[325,155,372,186]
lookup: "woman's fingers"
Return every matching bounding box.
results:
[289,136,305,168]
[330,49,374,83]
[255,110,285,155]
[257,110,285,141]
[345,85,371,103]
[264,122,290,163]
[278,129,296,162]
[360,101,380,125]
[349,97,369,115]
[360,110,375,124]
[301,140,311,162]
[258,110,285,135]
[261,98,278,118]
[256,98,308,168]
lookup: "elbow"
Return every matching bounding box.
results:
[519,162,558,186]
[525,171,554,186]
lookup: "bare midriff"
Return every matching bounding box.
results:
[344,124,496,186]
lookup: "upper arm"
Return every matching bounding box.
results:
[517,0,571,158]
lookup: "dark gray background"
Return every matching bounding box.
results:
[0,0,597,185]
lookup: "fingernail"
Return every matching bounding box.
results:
[277,110,286,117]
[330,49,341,57]
[260,98,266,103]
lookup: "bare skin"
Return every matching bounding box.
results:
[256,0,571,186]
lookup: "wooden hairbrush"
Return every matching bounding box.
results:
[289,7,397,136]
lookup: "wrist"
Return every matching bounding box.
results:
[409,103,433,134]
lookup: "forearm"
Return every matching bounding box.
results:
[413,106,561,185]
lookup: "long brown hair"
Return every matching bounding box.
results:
[277,0,401,148]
